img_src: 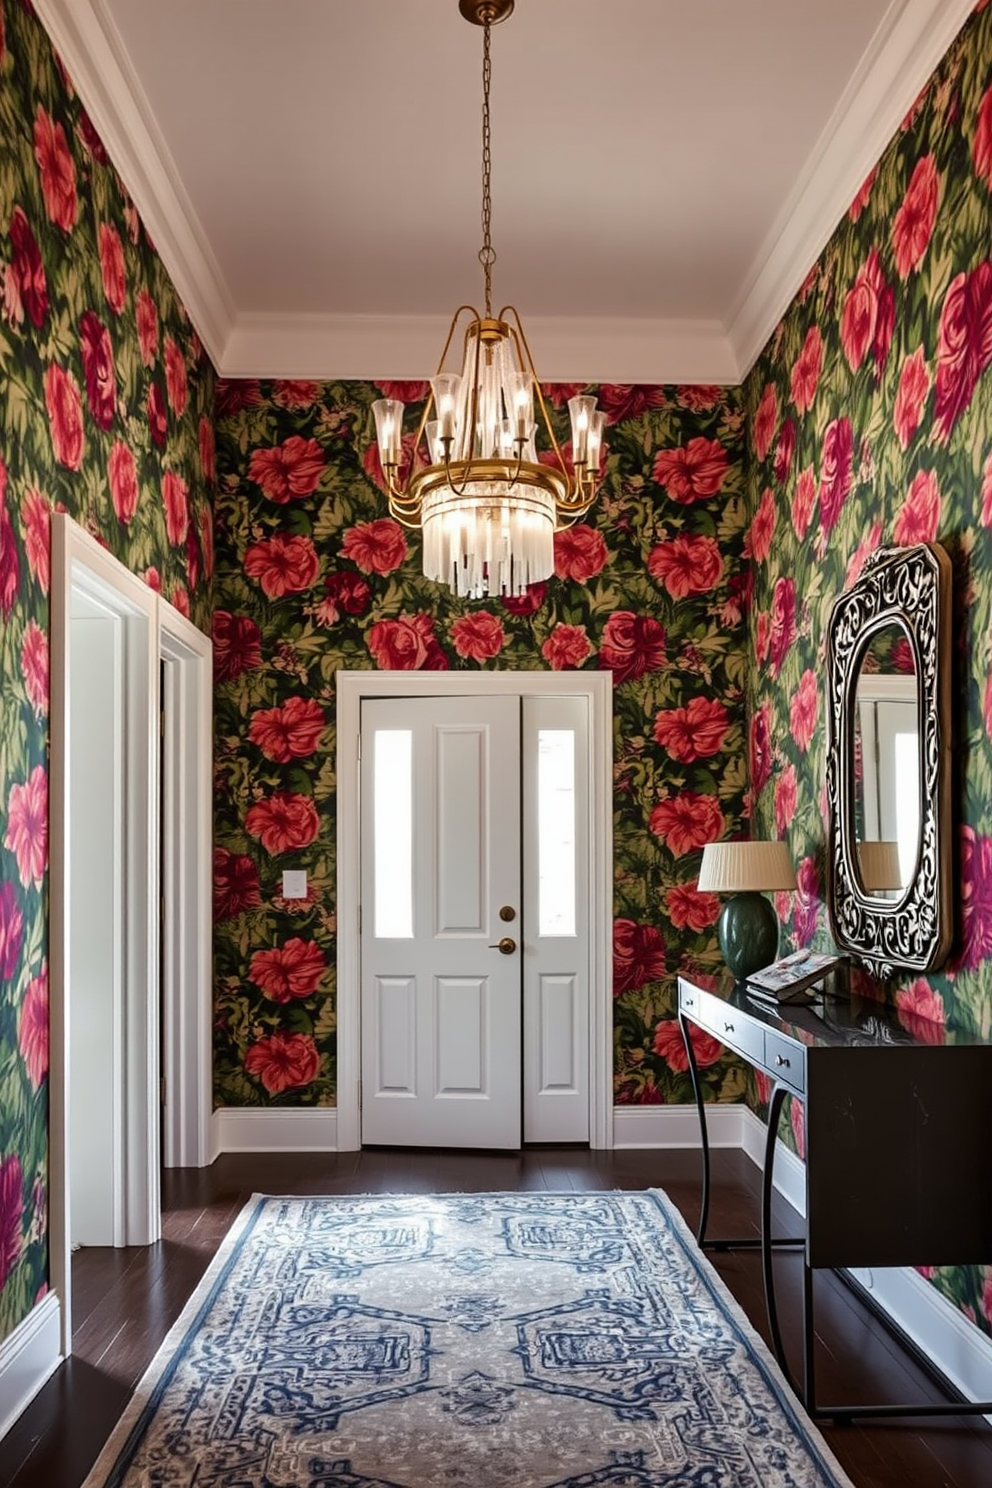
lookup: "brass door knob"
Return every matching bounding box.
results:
[488,936,516,955]
[499,905,516,922]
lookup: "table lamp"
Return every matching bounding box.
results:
[856,839,902,893]
[697,840,797,980]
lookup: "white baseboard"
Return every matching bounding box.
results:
[0,1293,62,1439]
[612,1102,749,1149]
[211,1107,338,1157]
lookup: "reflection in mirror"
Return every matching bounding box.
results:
[851,622,920,900]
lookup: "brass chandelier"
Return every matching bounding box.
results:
[371,0,604,599]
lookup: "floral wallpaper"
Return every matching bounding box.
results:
[213,382,750,1109]
[743,0,992,1336]
[0,0,214,1345]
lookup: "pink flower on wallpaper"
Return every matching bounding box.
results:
[249,938,327,1002]
[818,417,854,536]
[768,576,796,676]
[4,765,48,889]
[0,1154,23,1292]
[34,107,77,230]
[973,80,992,190]
[652,436,729,502]
[754,610,770,665]
[136,289,158,367]
[790,669,819,751]
[19,487,50,594]
[340,518,407,575]
[653,1018,721,1074]
[791,464,817,539]
[597,385,666,423]
[164,336,188,418]
[44,364,83,469]
[843,522,882,588]
[612,919,666,994]
[647,535,723,599]
[598,612,667,683]
[147,381,167,448]
[18,964,48,1089]
[108,440,138,525]
[774,764,798,835]
[774,419,796,484]
[213,611,263,681]
[449,612,506,662]
[553,524,608,582]
[892,155,941,278]
[0,882,23,981]
[840,249,892,373]
[893,469,942,545]
[268,380,321,410]
[959,826,992,969]
[649,792,724,855]
[249,435,327,503]
[243,533,320,598]
[749,704,772,796]
[162,470,189,547]
[198,416,216,484]
[665,883,719,933]
[249,697,326,763]
[213,848,261,921]
[790,1096,806,1161]
[542,623,592,670]
[789,326,824,414]
[79,310,116,430]
[245,791,320,855]
[893,347,931,449]
[752,382,779,462]
[143,567,162,593]
[21,622,48,716]
[98,222,126,314]
[746,488,776,562]
[677,385,722,411]
[933,261,992,443]
[848,165,878,222]
[894,979,946,1044]
[653,697,729,763]
[367,613,447,671]
[244,1031,320,1094]
[793,855,820,945]
[8,206,48,327]
[501,581,547,616]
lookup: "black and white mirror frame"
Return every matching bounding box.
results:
[825,541,953,976]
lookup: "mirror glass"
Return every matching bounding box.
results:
[850,622,920,901]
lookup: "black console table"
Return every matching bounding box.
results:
[678,968,992,1421]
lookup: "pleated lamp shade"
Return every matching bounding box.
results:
[697,841,798,894]
[857,839,903,892]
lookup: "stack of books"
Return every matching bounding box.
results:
[746,949,842,1001]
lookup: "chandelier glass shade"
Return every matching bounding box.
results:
[371,0,603,599]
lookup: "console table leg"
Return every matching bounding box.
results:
[762,1084,799,1393]
[679,1011,711,1246]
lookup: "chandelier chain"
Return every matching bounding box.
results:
[479,13,495,318]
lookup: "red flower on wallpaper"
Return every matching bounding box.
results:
[892,154,940,278]
[542,623,592,670]
[4,764,48,889]
[598,385,666,423]
[249,938,327,1002]
[34,106,76,231]
[449,612,506,661]
[245,791,320,855]
[20,487,50,594]
[270,380,322,409]
[789,326,823,414]
[746,488,776,562]
[982,451,992,529]
[666,883,719,933]
[840,248,893,373]
[248,696,327,763]
[8,206,48,327]
[198,416,216,484]
[848,164,877,222]
[147,380,167,448]
[648,535,723,598]
[677,385,722,411]
[0,1154,23,1292]
[959,826,992,969]
[893,469,941,545]
[612,918,666,995]
[501,581,547,616]
[653,697,729,762]
[817,417,853,536]
[754,610,770,665]
[933,261,992,443]
[774,764,798,834]
[768,575,796,676]
[0,483,18,621]
[213,848,262,923]
[79,310,116,430]
[374,379,431,404]
[789,669,819,751]
[244,1031,320,1095]
[652,1018,721,1074]
[649,792,724,855]
[108,440,138,525]
[164,336,188,418]
[199,507,214,582]
[340,518,407,575]
[972,79,992,190]
[98,222,126,314]
[752,382,779,462]
[749,704,772,796]
[895,980,946,1044]
[213,611,263,681]
[136,289,158,367]
[319,570,372,624]
[21,621,48,716]
[367,613,448,670]
[553,524,608,582]
[790,1096,805,1161]
[18,963,48,1089]
[652,436,729,502]
[249,435,326,503]
[243,533,320,598]
[793,856,820,946]
[162,470,189,547]
[45,363,84,469]
[774,419,796,484]
[0,882,23,982]
[598,612,667,683]
[893,346,931,449]
[844,522,882,588]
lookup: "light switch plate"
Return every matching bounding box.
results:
[282,870,308,900]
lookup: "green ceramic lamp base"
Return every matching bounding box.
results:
[717,891,780,981]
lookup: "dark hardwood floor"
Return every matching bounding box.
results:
[2,1146,990,1487]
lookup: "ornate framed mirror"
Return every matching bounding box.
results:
[825,542,952,976]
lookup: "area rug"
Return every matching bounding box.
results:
[83,1190,854,1488]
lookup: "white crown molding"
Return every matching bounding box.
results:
[729,0,978,377]
[33,0,234,369]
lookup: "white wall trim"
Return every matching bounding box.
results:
[613,1103,751,1150]
[0,1295,62,1440]
[211,1108,339,1156]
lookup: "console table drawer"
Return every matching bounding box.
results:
[698,992,765,1065]
[764,1030,805,1093]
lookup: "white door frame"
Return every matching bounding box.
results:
[336,669,614,1151]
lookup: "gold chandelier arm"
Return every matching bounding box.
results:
[501,304,572,492]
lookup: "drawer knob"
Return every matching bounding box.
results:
[775,1054,790,1068]
[724,1022,734,1033]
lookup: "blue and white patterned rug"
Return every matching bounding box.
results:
[83,1190,854,1488]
